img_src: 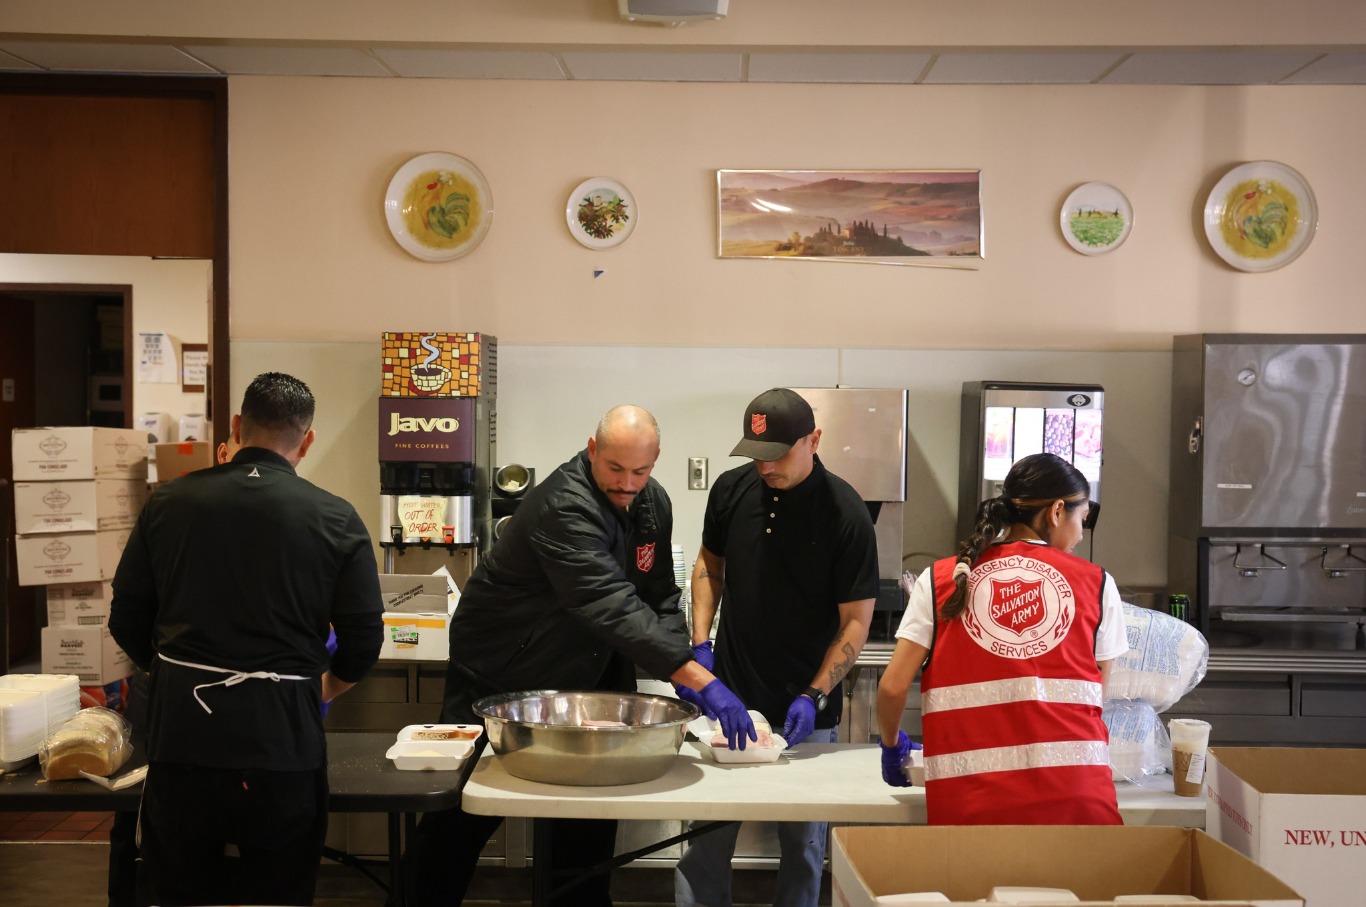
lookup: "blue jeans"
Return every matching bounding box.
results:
[674,726,838,907]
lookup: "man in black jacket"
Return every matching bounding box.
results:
[110,372,383,906]
[405,404,753,907]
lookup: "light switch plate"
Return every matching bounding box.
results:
[688,456,708,490]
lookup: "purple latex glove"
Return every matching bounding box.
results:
[699,679,757,751]
[782,694,817,747]
[691,640,715,672]
[881,730,912,787]
[675,683,713,718]
[321,628,338,718]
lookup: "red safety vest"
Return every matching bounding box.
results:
[920,541,1122,825]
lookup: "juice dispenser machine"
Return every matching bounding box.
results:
[378,331,496,564]
[958,381,1104,544]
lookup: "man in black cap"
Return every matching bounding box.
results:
[675,388,879,907]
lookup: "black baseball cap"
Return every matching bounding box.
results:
[730,388,816,461]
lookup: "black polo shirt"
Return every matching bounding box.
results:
[704,455,879,729]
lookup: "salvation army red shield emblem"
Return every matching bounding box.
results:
[636,542,656,573]
[751,413,767,435]
[988,576,1047,636]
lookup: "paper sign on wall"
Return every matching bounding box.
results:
[138,333,178,384]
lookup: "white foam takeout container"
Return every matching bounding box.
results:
[386,723,484,771]
[689,712,788,764]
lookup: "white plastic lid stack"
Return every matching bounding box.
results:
[0,688,48,762]
[0,673,82,737]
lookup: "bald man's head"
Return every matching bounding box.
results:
[587,405,661,511]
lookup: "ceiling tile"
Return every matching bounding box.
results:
[1102,51,1320,85]
[561,51,741,82]
[0,48,42,71]
[372,48,565,79]
[923,52,1124,84]
[748,52,931,83]
[0,41,217,74]
[183,45,390,77]
[1281,52,1366,84]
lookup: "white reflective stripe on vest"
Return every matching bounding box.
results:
[157,652,311,715]
[925,739,1111,782]
[922,675,1103,715]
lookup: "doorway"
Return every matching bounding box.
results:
[0,284,130,670]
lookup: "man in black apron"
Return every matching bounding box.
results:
[110,372,384,906]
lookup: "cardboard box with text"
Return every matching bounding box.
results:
[41,625,133,685]
[12,427,148,481]
[13,479,146,534]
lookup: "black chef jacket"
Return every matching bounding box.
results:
[110,447,383,771]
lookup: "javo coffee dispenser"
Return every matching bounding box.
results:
[378,331,497,560]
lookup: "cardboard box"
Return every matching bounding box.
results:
[13,478,146,534]
[380,331,493,398]
[12,427,148,481]
[831,825,1302,907]
[154,441,213,481]
[45,580,116,627]
[14,530,130,586]
[1206,747,1366,907]
[379,611,450,661]
[41,625,133,685]
[379,574,451,613]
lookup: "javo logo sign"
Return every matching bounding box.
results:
[39,434,67,457]
[388,413,461,435]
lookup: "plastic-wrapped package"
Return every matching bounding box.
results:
[1106,605,1209,712]
[1103,699,1171,783]
[38,706,133,780]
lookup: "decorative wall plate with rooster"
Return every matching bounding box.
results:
[385,152,494,262]
[1203,161,1316,272]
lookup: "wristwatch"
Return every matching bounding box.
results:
[801,687,828,712]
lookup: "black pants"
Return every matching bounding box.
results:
[405,805,618,907]
[139,761,329,907]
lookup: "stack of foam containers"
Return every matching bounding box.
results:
[0,673,82,770]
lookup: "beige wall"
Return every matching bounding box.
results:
[222,75,1366,590]
[229,77,1366,349]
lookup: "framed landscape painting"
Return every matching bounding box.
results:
[717,169,982,266]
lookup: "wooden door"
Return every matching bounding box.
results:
[0,294,37,668]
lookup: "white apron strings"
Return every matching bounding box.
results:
[157,652,311,715]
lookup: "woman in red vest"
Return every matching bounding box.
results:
[876,452,1127,824]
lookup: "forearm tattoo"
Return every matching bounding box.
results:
[826,641,857,689]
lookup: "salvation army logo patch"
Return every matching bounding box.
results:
[636,542,656,573]
[962,555,1075,659]
[751,413,767,435]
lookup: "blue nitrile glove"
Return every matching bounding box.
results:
[881,731,913,787]
[321,628,339,718]
[675,683,714,718]
[699,679,757,751]
[782,694,817,747]
[691,640,715,672]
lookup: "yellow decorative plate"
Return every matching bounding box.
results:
[1203,161,1316,272]
[384,152,493,262]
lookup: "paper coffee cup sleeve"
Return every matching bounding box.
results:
[1106,605,1209,712]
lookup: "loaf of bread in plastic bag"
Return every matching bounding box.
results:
[39,706,133,780]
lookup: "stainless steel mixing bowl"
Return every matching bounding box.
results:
[472,690,699,786]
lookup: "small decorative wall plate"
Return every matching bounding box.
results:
[566,177,637,249]
[384,152,493,262]
[1203,160,1317,272]
[1060,182,1133,255]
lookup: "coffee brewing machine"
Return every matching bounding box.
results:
[793,387,908,631]
[958,381,1105,545]
[378,332,497,567]
[1167,335,1366,657]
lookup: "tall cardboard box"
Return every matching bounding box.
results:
[45,580,116,627]
[41,625,133,685]
[12,427,148,481]
[13,478,147,534]
[14,529,130,586]
[1206,747,1366,907]
[831,825,1302,907]
[154,441,213,481]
